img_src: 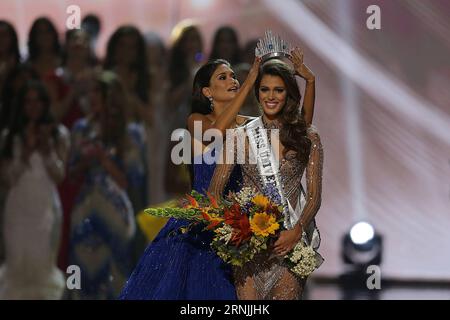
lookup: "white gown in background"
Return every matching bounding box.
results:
[0,136,66,299]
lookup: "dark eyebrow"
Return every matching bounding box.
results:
[218,71,234,77]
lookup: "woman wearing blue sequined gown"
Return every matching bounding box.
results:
[119,57,262,299]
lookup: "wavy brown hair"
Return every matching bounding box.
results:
[254,59,311,165]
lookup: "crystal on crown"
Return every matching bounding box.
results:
[255,30,292,61]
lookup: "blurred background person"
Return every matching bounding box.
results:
[58,29,98,130]
[104,25,151,126]
[81,13,101,59]
[0,65,39,134]
[0,20,21,110]
[164,21,204,198]
[67,72,143,299]
[26,17,70,133]
[208,25,242,67]
[56,28,99,270]
[144,31,169,204]
[0,20,21,263]
[26,17,61,80]
[0,80,69,299]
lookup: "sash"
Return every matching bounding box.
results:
[245,117,305,229]
[245,117,322,255]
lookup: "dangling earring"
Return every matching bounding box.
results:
[208,96,214,112]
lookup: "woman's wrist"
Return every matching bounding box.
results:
[294,221,303,239]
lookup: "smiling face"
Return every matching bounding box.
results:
[258,74,287,119]
[202,64,240,103]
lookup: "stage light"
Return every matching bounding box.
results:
[349,222,374,245]
[342,221,382,269]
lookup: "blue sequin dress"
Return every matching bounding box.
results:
[119,150,241,300]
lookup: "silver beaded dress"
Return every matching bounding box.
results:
[208,118,323,300]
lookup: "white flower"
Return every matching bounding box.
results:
[234,187,256,206]
[214,224,233,244]
[286,242,318,278]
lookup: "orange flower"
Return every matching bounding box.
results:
[206,191,219,209]
[224,204,252,246]
[185,194,199,208]
[201,211,224,230]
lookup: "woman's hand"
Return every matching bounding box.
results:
[248,56,262,82]
[273,226,302,257]
[289,47,315,82]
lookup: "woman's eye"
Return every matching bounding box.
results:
[219,76,226,80]
[276,89,285,93]
[260,88,269,92]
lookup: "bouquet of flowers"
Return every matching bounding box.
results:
[145,187,321,278]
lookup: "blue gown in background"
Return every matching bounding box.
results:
[119,150,242,300]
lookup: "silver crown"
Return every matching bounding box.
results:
[255,30,292,61]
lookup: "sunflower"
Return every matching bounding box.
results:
[250,212,280,237]
[252,194,270,209]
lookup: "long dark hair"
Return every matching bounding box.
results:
[169,24,203,90]
[0,64,39,131]
[209,26,241,66]
[191,59,231,115]
[27,17,61,62]
[0,20,21,64]
[104,25,149,103]
[254,59,311,164]
[1,80,55,159]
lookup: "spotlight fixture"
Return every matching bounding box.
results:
[342,221,382,269]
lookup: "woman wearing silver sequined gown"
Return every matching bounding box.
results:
[209,56,323,300]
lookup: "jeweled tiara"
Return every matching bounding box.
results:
[255,30,292,61]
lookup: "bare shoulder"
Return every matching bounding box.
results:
[187,113,211,123]
[187,113,213,130]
